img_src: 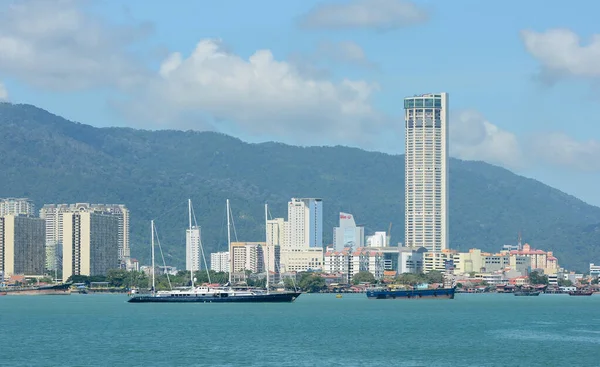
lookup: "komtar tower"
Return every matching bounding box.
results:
[404,93,449,253]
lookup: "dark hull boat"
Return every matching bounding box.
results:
[568,290,593,296]
[366,287,455,300]
[514,291,540,296]
[2,283,71,296]
[128,290,301,303]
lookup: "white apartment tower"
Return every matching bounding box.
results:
[404,93,449,253]
[40,203,130,271]
[286,198,323,249]
[0,198,35,217]
[186,226,201,273]
[210,251,230,273]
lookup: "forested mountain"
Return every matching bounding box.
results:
[0,102,598,271]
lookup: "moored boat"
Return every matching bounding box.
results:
[366,287,456,300]
[514,290,540,296]
[2,282,71,296]
[568,289,593,296]
[129,199,301,304]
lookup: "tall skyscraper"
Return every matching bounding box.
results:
[0,198,35,217]
[285,198,323,249]
[186,226,201,273]
[40,203,129,271]
[333,212,365,251]
[404,93,449,253]
[0,215,45,276]
[61,211,119,280]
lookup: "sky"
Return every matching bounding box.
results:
[1,0,600,204]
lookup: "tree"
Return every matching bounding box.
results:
[352,271,376,285]
[298,273,326,293]
[528,270,548,285]
[425,270,444,284]
[456,282,464,289]
[106,269,129,287]
[558,278,573,287]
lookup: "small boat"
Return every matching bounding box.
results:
[568,290,593,296]
[336,294,343,298]
[514,289,540,296]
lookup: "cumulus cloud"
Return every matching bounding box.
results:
[0,82,8,101]
[521,28,600,80]
[450,110,524,169]
[299,0,429,31]
[530,133,600,172]
[0,0,152,91]
[118,39,386,147]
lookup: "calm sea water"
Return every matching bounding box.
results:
[1,293,599,366]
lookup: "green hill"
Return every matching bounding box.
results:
[0,102,598,271]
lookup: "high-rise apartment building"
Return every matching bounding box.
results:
[0,198,35,217]
[266,218,285,247]
[210,251,230,273]
[333,212,364,251]
[285,198,323,249]
[404,93,449,256]
[186,226,201,273]
[40,203,129,271]
[0,215,45,276]
[61,211,119,280]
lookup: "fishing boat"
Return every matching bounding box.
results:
[568,289,594,296]
[514,287,540,296]
[128,200,301,303]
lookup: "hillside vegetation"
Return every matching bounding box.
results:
[0,102,598,271]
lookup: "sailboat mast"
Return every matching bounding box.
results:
[265,203,269,293]
[227,199,232,285]
[151,220,156,295]
[188,199,195,289]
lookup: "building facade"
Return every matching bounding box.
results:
[186,226,201,273]
[210,251,230,273]
[404,93,449,256]
[61,211,119,280]
[0,215,45,276]
[0,198,35,217]
[40,203,129,272]
[333,212,364,251]
[286,198,323,249]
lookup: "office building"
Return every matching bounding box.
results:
[404,93,449,258]
[285,198,322,249]
[186,226,201,273]
[40,203,129,271]
[61,211,119,280]
[210,251,230,273]
[0,215,45,276]
[333,212,364,251]
[0,198,35,217]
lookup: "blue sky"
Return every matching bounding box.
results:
[1,0,600,204]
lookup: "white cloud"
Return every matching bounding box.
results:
[521,29,600,79]
[530,133,600,172]
[0,0,152,91]
[119,39,386,147]
[299,0,429,30]
[0,82,7,101]
[317,41,376,68]
[450,110,524,169]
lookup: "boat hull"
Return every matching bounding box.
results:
[366,287,455,300]
[514,292,540,296]
[568,292,593,296]
[128,292,301,303]
[2,283,71,296]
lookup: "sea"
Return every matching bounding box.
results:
[1,293,599,367]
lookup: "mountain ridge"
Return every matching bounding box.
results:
[0,102,598,271]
